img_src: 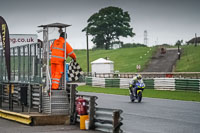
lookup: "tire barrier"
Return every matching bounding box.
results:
[86,77,200,92]
[175,79,200,91]
[154,78,175,90]
[86,72,200,79]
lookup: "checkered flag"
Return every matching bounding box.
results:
[67,59,83,81]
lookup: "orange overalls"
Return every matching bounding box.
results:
[50,37,76,90]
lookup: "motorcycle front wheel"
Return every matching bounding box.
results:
[130,93,135,102]
[137,91,142,103]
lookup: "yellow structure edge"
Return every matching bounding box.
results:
[0,109,32,125]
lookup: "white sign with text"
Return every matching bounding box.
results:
[0,34,38,48]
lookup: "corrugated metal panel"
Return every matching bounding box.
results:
[95,107,123,133]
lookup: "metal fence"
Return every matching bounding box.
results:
[0,42,43,112]
[0,43,42,83]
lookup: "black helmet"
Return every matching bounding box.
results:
[60,32,67,38]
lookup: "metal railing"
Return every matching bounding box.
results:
[0,42,43,112]
[0,43,42,83]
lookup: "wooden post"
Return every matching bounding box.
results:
[9,83,12,111]
[86,31,90,74]
[70,84,77,124]
[113,110,120,133]
[195,33,197,47]
[28,84,32,113]
[89,96,95,129]
[0,84,2,108]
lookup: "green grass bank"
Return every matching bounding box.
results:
[70,47,156,72]
[175,45,200,72]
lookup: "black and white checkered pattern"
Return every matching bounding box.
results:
[67,60,83,81]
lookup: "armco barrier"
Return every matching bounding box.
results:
[95,107,123,133]
[86,77,200,92]
[0,109,32,124]
[75,94,123,133]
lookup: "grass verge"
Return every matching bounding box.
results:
[77,85,200,102]
[175,45,200,72]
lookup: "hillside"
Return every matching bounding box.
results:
[70,47,156,72]
[175,45,200,72]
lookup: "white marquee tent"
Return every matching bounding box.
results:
[91,58,114,74]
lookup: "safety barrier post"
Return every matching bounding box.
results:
[70,84,77,124]
[113,110,122,133]
[199,79,200,93]
[89,96,95,129]
[0,84,2,108]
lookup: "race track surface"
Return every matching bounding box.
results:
[80,92,200,133]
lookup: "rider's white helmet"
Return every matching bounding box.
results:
[137,74,142,80]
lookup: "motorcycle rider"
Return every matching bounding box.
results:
[129,74,145,97]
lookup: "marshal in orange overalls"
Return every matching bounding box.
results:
[50,33,76,90]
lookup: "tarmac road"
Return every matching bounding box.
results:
[79,92,200,133]
[1,92,200,133]
[143,48,179,72]
[0,118,102,133]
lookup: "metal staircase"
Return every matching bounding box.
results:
[42,90,69,115]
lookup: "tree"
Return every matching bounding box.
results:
[82,6,135,50]
[175,40,183,46]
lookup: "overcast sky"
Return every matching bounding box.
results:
[1,0,200,49]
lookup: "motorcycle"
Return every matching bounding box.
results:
[129,81,145,103]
